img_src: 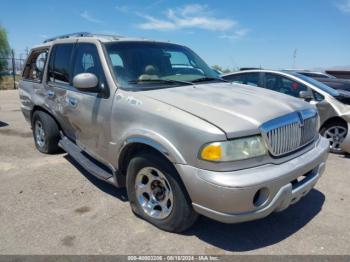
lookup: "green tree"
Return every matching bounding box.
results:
[212,64,231,74]
[0,25,10,80]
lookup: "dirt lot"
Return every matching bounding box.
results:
[0,90,349,255]
[0,76,21,90]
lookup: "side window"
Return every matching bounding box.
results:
[265,73,307,97]
[72,43,105,90]
[48,44,74,84]
[72,43,102,79]
[313,91,325,101]
[245,73,260,87]
[22,50,48,82]
[224,74,245,84]
[225,73,260,86]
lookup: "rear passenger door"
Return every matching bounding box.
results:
[47,43,77,140]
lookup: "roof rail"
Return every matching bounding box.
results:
[43,32,91,43]
[43,32,124,43]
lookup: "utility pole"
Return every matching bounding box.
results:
[293,48,298,69]
[11,49,16,89]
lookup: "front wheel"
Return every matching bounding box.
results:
[126,153,198,232]
[320,123,347,153]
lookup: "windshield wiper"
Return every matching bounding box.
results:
[128,79,193,86]
[191,77,228,83]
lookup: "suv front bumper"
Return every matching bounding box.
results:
[175,137,329,223]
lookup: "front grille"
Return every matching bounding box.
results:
[260,109,318,157]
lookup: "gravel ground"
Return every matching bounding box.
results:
[0,90,349,255]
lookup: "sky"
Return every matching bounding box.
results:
[1,0,350,70]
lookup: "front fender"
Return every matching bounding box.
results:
[114,129,187,169]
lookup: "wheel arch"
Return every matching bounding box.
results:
[320,116,348,131]
[117,136,186,178]
[31,106,63,132]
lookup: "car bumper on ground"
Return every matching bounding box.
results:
[175,137,329,224]
[340,123,350,153]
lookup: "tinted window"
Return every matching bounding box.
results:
[265,73,307,97]
[313,91,325,101]
[224,73,260,86]
[72,44,101,77]
[48,44,74,84]
[245,73,259,87]
[72,43,106,91]
[224,74,245,84]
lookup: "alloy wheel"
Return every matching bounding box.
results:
[324,125,347,152]
[34,120,46,148]
[135,167,174,220]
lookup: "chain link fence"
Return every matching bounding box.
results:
[0,51,26,90]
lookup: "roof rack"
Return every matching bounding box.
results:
[43,32,124,43]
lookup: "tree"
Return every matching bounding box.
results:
[212,64,231,74]
[0,25,10,80]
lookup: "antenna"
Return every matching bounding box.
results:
[293,48,298,69]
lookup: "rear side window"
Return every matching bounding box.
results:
[265,73,307,97]
[48,44,74,84]
[22,49,48,82]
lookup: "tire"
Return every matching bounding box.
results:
[320,120,348,154]
[32,111,61,154]
[126,152,198,232]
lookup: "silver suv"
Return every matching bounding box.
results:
[19,33,329,232]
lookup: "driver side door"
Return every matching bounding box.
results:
[65,42,112,161]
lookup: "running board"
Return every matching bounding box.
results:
[58,136,115,183]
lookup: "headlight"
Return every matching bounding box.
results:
[200,136,267,162]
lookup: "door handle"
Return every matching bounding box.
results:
[67,96,78,107]
[47,90,55,98]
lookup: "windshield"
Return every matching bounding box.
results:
[104,41,220,90]
[292,73,340,97]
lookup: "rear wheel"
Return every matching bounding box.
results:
[126,153,198,232]
[320,121,347,153]
[32,111,61,154]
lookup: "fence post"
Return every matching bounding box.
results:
[11,49,16,89]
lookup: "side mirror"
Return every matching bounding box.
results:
[73,73,98,90]
[299,90,313,101]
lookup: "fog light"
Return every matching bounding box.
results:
[253,188,269,207]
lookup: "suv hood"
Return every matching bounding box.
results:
[142,83,311,138]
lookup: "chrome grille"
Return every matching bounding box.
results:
[260,109,318,157]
